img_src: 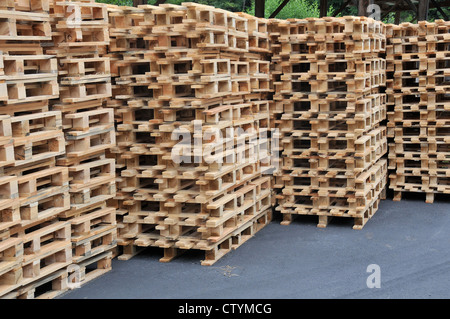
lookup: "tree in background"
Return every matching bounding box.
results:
[327,0,356,17]
[96,0,449,22]
[245,0,333,19]
[97,0,251,12]
[96,0,133,6]
[425,7,450,21]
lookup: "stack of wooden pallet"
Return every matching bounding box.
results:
[272,16,388,229]
[0,1,56,112]
[44,0,116,288]
[267,18,286,209]
[105,4,149,209]
[0,0,72,299]
[107,2,273,266]
[386,20,450,203]
[104,4,155,261]
[239,11,278,206]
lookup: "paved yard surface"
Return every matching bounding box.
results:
[60,195,450,299]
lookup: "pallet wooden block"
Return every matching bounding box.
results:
[0,78,6,102]
[0,204,20,233]
[0,115,14,168]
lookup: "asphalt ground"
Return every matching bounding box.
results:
[60,194,450,299]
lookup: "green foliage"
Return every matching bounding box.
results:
[197,0,248,12]
[96,0,133,6]
[245,0,333,19]
[94,0,448,23]
[97,0,249,12]
[427,7,450,22]
[96,0,327,18]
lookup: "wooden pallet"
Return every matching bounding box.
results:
[69,206,115,235]
[71,223,116,263]
[17,166,70,226]
[64,107,113,131]
[202,177,271,241]
[284,132,387,167]
[53,25,110,48]
[280,166,387,229]
[119,207,272,266]
[3,77,59,105]
[0,203,20,233]
[143,176,270,241]
[280,188,385,230]
[1,54,56,76]
[11,267,68,299]
[52,0,108,26]
[51,98,104,115]
[0,0,49,12]
[59,57,110,83]
[64,108,116,158]
[59,80,111,103]
[10,111,65,166]
[20,221,72,286]
[283,157,387,201]
[70,206,116,262]
[390,173,450,203]
[0,10,51,41]
[68,250,112,289]
[67,158,116,210]
[200,208,272,266]
[3,156,55,176]
[11,111,62,138]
